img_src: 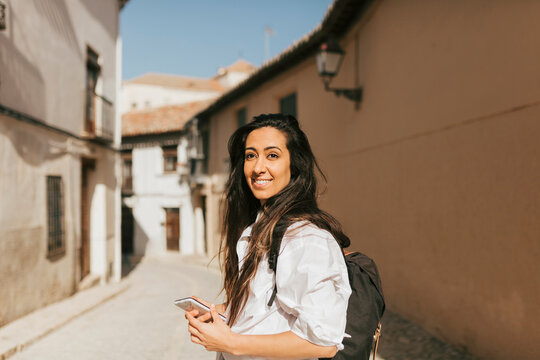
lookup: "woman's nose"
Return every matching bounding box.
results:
[253,158,266,174]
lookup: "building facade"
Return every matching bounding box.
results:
[189,1,540,359]
[120,60,255,257]
[0,0,127,326]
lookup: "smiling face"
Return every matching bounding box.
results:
[244,127,291,205]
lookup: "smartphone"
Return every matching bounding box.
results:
[174,297,227,321]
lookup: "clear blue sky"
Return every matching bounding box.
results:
[120,0,333,80]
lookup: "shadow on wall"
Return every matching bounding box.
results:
[2,125,68,167]
[0,34,46,121]
[32,0,82,59]
[121,204,149,278]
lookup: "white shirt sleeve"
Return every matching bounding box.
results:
[274,222,351,350]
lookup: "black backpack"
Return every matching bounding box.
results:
[267,223,386,360]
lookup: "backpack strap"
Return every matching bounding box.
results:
[267,220,288,307]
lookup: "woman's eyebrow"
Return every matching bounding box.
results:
[245,146,282,152]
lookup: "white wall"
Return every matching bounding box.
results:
[121,83,220,113]
[127,143,198,256]
[215,71,251,89]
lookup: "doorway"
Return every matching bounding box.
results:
[80,159,95,280]
[121,206,134,254]
[165,208,180,251]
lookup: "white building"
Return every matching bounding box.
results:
[0,0,127,326]
[120,59,256,113]
[120,60,255,257]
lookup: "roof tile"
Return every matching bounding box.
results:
[122,100,213,136]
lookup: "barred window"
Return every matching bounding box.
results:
[47,176,65,257]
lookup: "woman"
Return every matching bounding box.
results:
[186,113,351,359]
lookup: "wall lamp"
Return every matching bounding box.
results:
[316,38,362,103]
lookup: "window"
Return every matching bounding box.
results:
[47,176,65,257]
[237,107,247,128]
[279,92,297,118]
[122,152,133,193]
[163,146,177,173]
[0,1,6,31]
[201,127,209,174]
[85,47,100,133]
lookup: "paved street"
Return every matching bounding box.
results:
[10,256,223,360]
[6,255,477,360]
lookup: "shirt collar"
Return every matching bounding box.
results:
[239,211,263,239]
[239,224,252,239]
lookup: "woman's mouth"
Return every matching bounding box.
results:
[252,179,272,188]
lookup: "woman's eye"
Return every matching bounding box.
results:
[268,153,279,159]
[245,153,256,160]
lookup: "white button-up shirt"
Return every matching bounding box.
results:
[220,221,351,360]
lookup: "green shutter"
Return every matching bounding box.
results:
[279,93,297,118]
[237,107,247,127]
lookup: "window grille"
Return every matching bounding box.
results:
[47,176,65,257]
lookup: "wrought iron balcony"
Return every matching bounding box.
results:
[82,90,115,143]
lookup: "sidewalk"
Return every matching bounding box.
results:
[0,280,130,360]
[0,254,219,360]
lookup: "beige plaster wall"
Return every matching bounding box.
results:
[0,115,79,326]
[204,1,540,358]
[0,0,119,134]
[0,0,121,325]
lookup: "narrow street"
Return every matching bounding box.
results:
[6,254,478,360]
[10,256,223,360]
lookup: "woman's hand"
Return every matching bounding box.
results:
[186,304,238,353]
[185,296,226,323]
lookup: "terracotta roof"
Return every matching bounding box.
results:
[122,100,213,136]
[125,73,225,92]
[225,59,257,73]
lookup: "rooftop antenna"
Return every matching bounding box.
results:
[264,26,275,61]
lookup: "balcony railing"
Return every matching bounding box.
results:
[83,89,115,143]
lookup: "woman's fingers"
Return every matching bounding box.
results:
[190,334,202,345]
[188,324,203,339]
[185,309,199,319]
[197,312,212,322]
[209,304,223,324]
[186,311,204,331]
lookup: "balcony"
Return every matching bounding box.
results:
[82,90,115,143]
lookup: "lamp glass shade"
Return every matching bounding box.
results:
[316,48,343,78]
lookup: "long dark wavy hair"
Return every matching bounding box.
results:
[220,113,350,326]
